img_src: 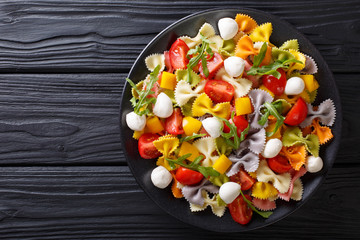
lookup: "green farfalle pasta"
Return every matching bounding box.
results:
[271,47,295,62]
[282,127,320,157]
[215,137,233,156]
[279,39,299,51]
[209,174,230,187]
[176,69,201,87]
[219,39,236,57]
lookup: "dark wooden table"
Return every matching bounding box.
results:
[0,1,359,239]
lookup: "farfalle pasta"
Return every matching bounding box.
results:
[124,12,336,226]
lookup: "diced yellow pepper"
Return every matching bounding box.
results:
[259,84,275,98]
[133,126,150,139]
[212,154,233,174]
[146,116,164,133]
[300,75,319,92]
[178,141,200,162]
[182,116,202,136]
[235,97,253,116]
[160,71,177,90]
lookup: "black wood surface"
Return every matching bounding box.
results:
[0,0,359,239]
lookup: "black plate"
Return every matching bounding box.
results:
[120,8,342,232]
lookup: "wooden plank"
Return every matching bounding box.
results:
[0,0,358,73]
[0,73,358,165]
[0,166,358,239]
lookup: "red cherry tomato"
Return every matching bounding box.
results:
[164,108,185,135]
[228,194,253,225]
[262,69,287,96]
[267,155,292,174]
[198,52,224,79]
[230,168,256,191]
[223,115,249,138]
[284,97,308,126]
[138,133,162,159]
[204,79,235,103]
[175,167,203,185]
[164,51,174,73]
[169,39,190,70]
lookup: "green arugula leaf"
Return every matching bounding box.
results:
[166,154,220,178]
[258,101,285,137]
[126,65,160,116]
[252,43,268,68]
[240,190,273,218]
[247,58,303,79]
[180,133,206,143]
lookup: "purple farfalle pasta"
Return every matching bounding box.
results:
[181,179,219,206]
[248,89,274,129]
[239,127,266,154]
[301,54,318,75]
[300,99,336,128]
[227,149,260,176]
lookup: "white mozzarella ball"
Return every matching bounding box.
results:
[224,56,246,78]
[126,111,146,131]
[219,182,241,204]
[284,77,305,95]
[202,117,222,138]
[218,18,239,40]
[262,138,283,158]
[153,92,174,118]
[306,156,323,173]
[151,166,173,189]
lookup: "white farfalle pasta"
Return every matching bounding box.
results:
[190,191,226,217]
[182,179,219,206]
[179,23,216,48]
[145,53,165,72]
[193,137,219,167]
[215,67,252,98]
[291,179,303,201]
[174,80,205,106]
[256,160,291,194]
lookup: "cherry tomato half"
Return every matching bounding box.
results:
[169,39,190,70]
[267,155,292,174]
[164,108,185,135]
[223,115,249,138]
[204,79,235,103]
[175,167,203,185]
[262,68,287,96]
[284,97,308,126]
[230,167,256,191]
[198,52,224,79]
[228,194,253,225]
[138,133,162,159]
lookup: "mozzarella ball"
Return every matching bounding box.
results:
[126,111,146,131]
[218,18,239,40]
[202,117,222,138]
[284,77,305,95]
[306,156,323,173]
[262,138,283,158]
[224,56,246,78]
[151,166,173,189]
[153,92,173,118]
[219,182,241,204]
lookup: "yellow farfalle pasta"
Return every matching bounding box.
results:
[153,135,179,157]
[249,22,273,43]
[192,93,231,119]
[252,182,279,200]
[286,49,306,77]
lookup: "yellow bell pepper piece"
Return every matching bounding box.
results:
[259,84,275,98]
[300,75,319,92]
[212,154,232,174]
[182,116,202,136]
[178,141,200,162]
[146,116,164,134]
[235,97,253,116]
[160,71,177,90]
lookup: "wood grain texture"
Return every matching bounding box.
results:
[0,166,358,239]
[0,73,358,165]
[0,0,358,73]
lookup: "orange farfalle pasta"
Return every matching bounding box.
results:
[304,118,334,145]
[235,35,259,59]
[235,13,258,34]
[171,173,183,198]
[281,145,307,171]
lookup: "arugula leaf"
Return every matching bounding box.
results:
[252,42,268,68]
[126,65,160,116]
[258,101,285,137]
[239,190,273,218]
[214,112,249,150]
[166,154,220,178]
[180,133,206,143]
[247,58,303,79]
